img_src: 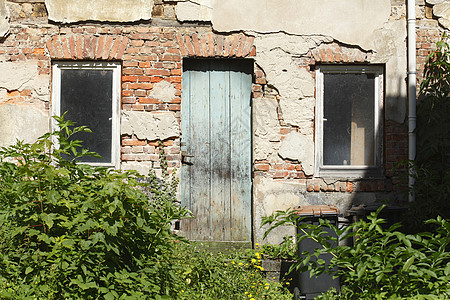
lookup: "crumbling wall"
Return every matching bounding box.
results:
[0,0,447,245]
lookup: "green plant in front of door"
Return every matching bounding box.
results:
[262,207,450,299]
[0,115,190,299]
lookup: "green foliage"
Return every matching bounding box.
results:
[259,237,297,261]
[171,243,292,300]
[407,36,450,230]
[0,116,190,299]
[262,207,450,299]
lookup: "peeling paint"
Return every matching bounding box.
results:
[121,111,180,141]
[0,104,48,147]
[278,132,314,176]
[0,0,9,38]
[175,0,212,22]
[45,0,154,23]
[0,61,50,102]
[253,96,280,161]
[150,80,176,103]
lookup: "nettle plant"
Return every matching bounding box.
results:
[262,207,450,299]
[0,116,190,299]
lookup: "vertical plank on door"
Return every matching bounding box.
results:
[210,61,232,241]
[230,62,252,241]
[182,61,212,240]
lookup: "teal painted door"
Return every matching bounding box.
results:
[181,59,253,242]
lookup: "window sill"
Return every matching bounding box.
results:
[316,166,384,179]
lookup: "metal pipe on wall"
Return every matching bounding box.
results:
[407,0,417,202]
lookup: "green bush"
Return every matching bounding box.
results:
[262,207,450,299]
[171,243,292,300]
[0,116,190,299]
[406,37,450,231]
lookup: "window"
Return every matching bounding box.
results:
[315,65,383,177]
[51,61,121,167]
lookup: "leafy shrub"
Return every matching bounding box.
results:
[406,37,450,231]
[171,243,292,300]
[262,207,450,299]
[0,116,190,299]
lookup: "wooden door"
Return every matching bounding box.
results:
[181,59,253,244]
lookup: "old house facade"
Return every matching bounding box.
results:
[0,0,449,246]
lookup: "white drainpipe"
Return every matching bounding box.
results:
[407,0,417,202]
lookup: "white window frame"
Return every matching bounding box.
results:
[315,65,384,178]
[51,61,121,168]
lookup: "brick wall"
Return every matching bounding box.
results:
[1,0,445,197]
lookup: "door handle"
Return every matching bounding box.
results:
[181,151,194,165]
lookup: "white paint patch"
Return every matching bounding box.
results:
[45,0,154,23]
[121,111,180,141]
[278,131,314,175]
[433,2,450,29]
[175,0,213,22]
[0,61,50,102]
[0,0,9,37]
[253,96,280,161]
[150,80,176,103]
[211,0,390,50]
[0,104,49,147]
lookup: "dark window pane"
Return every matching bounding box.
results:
[60,69,113,163]
[323,73,375,166]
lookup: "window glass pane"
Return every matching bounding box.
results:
[60,69,113,163]
[323,73,375,166]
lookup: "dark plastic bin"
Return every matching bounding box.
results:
[293,205,340,300]
[344,203,404,230]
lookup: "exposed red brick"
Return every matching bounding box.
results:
[229,34,240,57]
[223,35,232,57]
[241,36,254,57]
[68,36,76,59]
[102,36,114,60]
[90,36,98,59]
[161,54,181,61]
[192,33,201,56]
[76,35,83,59]
[122,75,138,82]
[122,90,133,97]
[46,38,56,58]
[208,33,215,57]
[122,97,137,104]
[116,36,129,59]
[94,36,104,59]
[82,35,91,59]
[200,34,208,57]
[145,69,170,76]
[129,82,152,89]
[139,98,160,104]
[216,35,224,56]
[122,139,147,146]
[138,76,151,82]
[52,36,63,58]
[248,45,256,57]
[236,36,246,57]
[109,37,122,59]
[346,182,353,193]
[184,35,195,56]
[176,34,188,57]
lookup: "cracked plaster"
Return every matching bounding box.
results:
[121,111,180,141]
[253,96,280,161]
[0,104,48,147]
[0,61,50,102]
[45,0,154,23]
[278,132,314,175]
[149,80,176,103]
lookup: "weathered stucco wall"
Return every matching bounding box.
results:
[45,0,154,23]
[1,0,444,246]
[0,61,50,146]
[177,0,391,50]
